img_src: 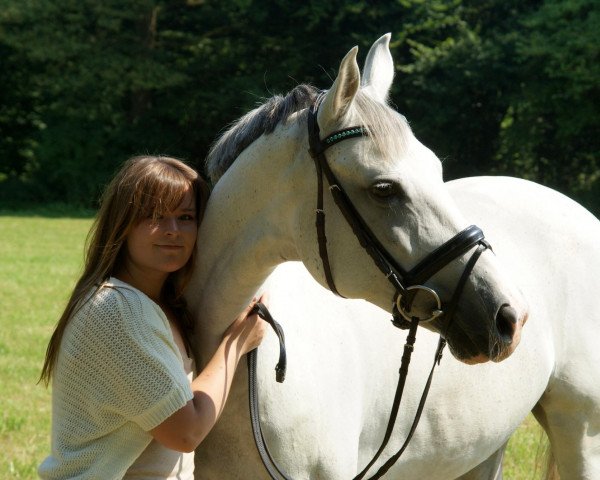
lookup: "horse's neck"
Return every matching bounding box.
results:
[187,127,303,360]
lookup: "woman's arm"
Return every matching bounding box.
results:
[150,297,267,452]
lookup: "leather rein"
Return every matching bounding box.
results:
[247,95,491,479]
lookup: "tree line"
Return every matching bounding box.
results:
[0,0,598,215]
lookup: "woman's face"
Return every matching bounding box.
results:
[124,188,198,280]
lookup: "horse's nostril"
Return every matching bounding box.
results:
[496,304,518,343]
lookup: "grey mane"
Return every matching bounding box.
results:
[206,84,319,184]
[205,83,412,185]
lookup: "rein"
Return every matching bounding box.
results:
[248,95,491,479]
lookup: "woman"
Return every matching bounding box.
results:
[39,155,267,479]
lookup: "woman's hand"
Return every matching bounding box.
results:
[223,293,269,357]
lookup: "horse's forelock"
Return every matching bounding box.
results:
[206,84,319,185]
[353,91,411,160]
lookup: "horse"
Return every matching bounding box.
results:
[186,34,600,479]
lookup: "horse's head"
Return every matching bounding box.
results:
[297,34,528,363]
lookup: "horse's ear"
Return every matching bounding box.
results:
[318,46,360,131]
[361,33,394,103]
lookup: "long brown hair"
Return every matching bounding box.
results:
[39,155,210,385]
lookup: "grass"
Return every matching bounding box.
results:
[0,208,91,477]
[0,208,546,478]
[505,416,548,478]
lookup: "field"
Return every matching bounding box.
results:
[0,208,545,478]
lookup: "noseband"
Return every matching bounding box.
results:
[248,95,492,480]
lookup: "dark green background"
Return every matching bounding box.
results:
[1,0,598,215]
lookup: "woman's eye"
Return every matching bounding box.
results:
[146,214,163,223]
[179,214,196,221]
[371,182,396,199]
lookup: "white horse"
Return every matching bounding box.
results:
[186,34,600,479]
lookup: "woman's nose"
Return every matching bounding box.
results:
[163,216,180,234]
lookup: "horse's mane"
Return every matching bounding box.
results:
[206,84,319,184]
[206,83,411,185]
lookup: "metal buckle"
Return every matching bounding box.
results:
[396,285,444,323]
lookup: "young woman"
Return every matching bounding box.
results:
[38,155,267,479]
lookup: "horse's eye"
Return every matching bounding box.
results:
[371,182,396,199]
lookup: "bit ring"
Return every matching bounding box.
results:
[396,285,444,323]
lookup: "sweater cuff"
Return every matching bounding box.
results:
[133,383,194,431]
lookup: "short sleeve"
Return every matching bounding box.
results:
[63,285,193,432]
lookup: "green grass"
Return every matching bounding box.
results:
[0,208,91,478]
[0,209,546,478]
[505,416,548,479]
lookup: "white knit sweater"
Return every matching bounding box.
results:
[39,278,194,479]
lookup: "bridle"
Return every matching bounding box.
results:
[248,94,492,479]
[307,94,491,329]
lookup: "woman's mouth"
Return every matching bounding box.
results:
[156,244,184,250]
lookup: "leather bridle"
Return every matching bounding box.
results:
[247,94,492,479]
[307,94,491,329]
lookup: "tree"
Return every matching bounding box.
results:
[0,0,189,204]
[0,0,597,214]
[390,0,543,179]
[497,0,600,209]
[391,0,599,214]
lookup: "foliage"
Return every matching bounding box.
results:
[393,0,537,178]
[390,0,599,212]
[0,0,598,215]
[498,0,600,208]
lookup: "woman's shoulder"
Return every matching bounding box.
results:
[90,278,140,310]
[76,278,159,326]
